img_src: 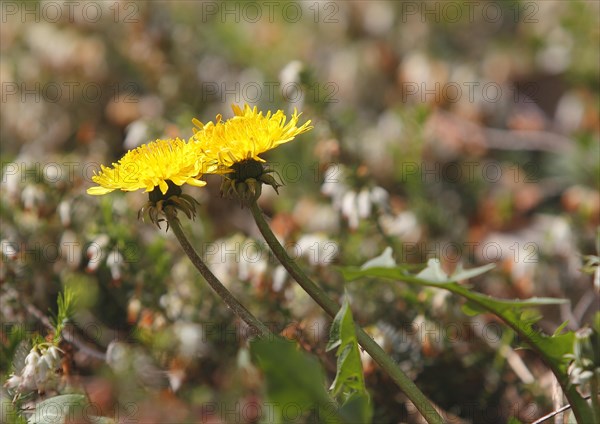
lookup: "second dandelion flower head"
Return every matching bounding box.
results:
[191,104,313,205]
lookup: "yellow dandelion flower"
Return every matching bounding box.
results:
[190,104,313,169]
[189,104,312,205]
[87,138,214,196]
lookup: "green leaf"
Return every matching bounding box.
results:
[342,266,569,309]
[415,259,496,283]
[251,336,340,424]
[340,265,595,423]
[450,262,497,282]
[326,298,368,398]
[28,394,88,424]
[338,392,373,424]
[27,394,116,424]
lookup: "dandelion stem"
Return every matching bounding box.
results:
[250,202,444,424]
[592,376,600,423]
[166,208,271,338]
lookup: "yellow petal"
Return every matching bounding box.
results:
[187,178,207,187]
[231,104,243,116]
[192,118,204,129]
[86,186,114,195]
[158,180,169,194]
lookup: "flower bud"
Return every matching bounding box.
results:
[4,374,21,390]
[25,349,40,366]
[42,346,62,368]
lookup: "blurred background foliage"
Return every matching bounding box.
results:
[1,1,599,423]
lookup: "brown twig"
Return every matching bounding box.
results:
[531,394,593,424]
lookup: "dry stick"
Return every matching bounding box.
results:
[531,395,593,424]
[166,209,271,338]
[250,202,444,424]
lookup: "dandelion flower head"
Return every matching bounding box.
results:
[87,138,214,196]
[190,104,313,170]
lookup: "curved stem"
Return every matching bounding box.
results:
[592,376,599,424]
[250,202,443,424]
[166,209,271,338]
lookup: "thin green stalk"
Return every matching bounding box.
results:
[166,209,271,338]
[250,202,443,424]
